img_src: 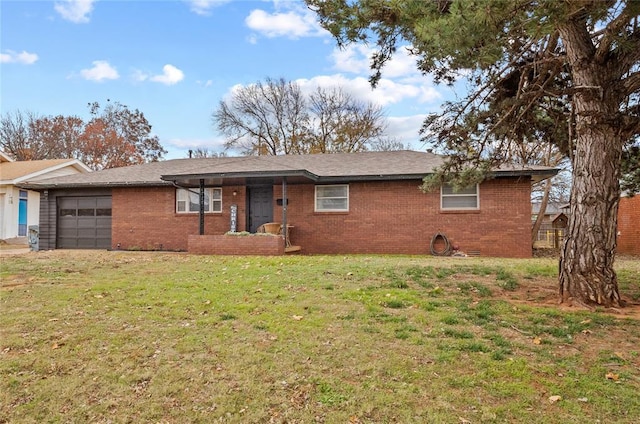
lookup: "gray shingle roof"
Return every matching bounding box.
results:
[162,150,447,181]
[19,150,557,189]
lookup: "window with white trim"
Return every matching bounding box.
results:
[315,184,349,212]
[176,188,222,213]
[441,183,479,210]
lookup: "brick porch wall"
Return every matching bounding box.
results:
[111,178,532,257]
[617,195,640,256]
[188,234,284,255]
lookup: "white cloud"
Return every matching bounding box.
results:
[150,64,185,85]
[416,84,442,104]
[1,50,39,65]
[196,79,213,87]
[322,43,444,107]
[374,77,441,105]
[131,65,185,85]
[382,46,422,79]
[80,60,119,82]
[295,74,440,107]
[224,83,248,100]
[245,6,328,39]
[54,0,95,23]
[246,34,259,45]
[166,136,227,154]
[387,115,428,146]
[186,0,231,16]
[132,69,149,82]
[330,45,372,74]
[330,43,421,80]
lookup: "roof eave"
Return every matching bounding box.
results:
[316,174,429,183]
[16,181,172,190]
[316,168,557,183]
[161,169,320,183]
[491,168,559,183]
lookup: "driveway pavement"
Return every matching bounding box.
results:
[0,247,31,256]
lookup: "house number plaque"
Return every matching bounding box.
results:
[230,204,237,232]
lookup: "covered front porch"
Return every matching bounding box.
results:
[161,169,313,255]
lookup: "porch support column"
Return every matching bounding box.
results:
[199,179,205,235]
[281,177,288,247]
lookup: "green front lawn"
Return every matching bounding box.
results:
[1,251,639,423]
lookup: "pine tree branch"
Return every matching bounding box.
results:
[614,28,640,78]
[594,2,636,64]
[623,70,640,96]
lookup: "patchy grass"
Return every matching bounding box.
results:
[1,251,639,423]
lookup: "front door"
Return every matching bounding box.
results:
[248,186,273,233]
[18,190,28,237]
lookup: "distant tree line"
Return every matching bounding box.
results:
[0,101,166,170]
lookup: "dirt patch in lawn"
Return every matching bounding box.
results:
[500,276,640,320]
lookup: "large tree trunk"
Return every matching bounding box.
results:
[559,126,622,307]
[558,21,623,308]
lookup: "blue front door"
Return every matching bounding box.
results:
[18,190,28,236]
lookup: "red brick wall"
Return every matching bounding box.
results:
[111,178,532,257]
[274,178,532,257]
[617,196,640,256]
[188,234,284,255]
[112,185,246,251]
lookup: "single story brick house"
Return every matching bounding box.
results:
[19,150,556,257]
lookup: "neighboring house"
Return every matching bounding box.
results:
[531,202,569,248]
[617,194,640,256]
[0,152,91,241]
[531,202,568,222]
[19,150,557,257]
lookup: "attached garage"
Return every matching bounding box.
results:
[24,187,114,251]
[57,196,112,249]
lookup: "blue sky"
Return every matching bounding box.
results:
[1,0,462,159]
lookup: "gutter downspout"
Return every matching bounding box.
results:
[282,177,288,247]
[199,179,205,236]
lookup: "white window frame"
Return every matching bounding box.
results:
[440,183,479,210]
[176,187,222,213]
[315,184,349,212]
